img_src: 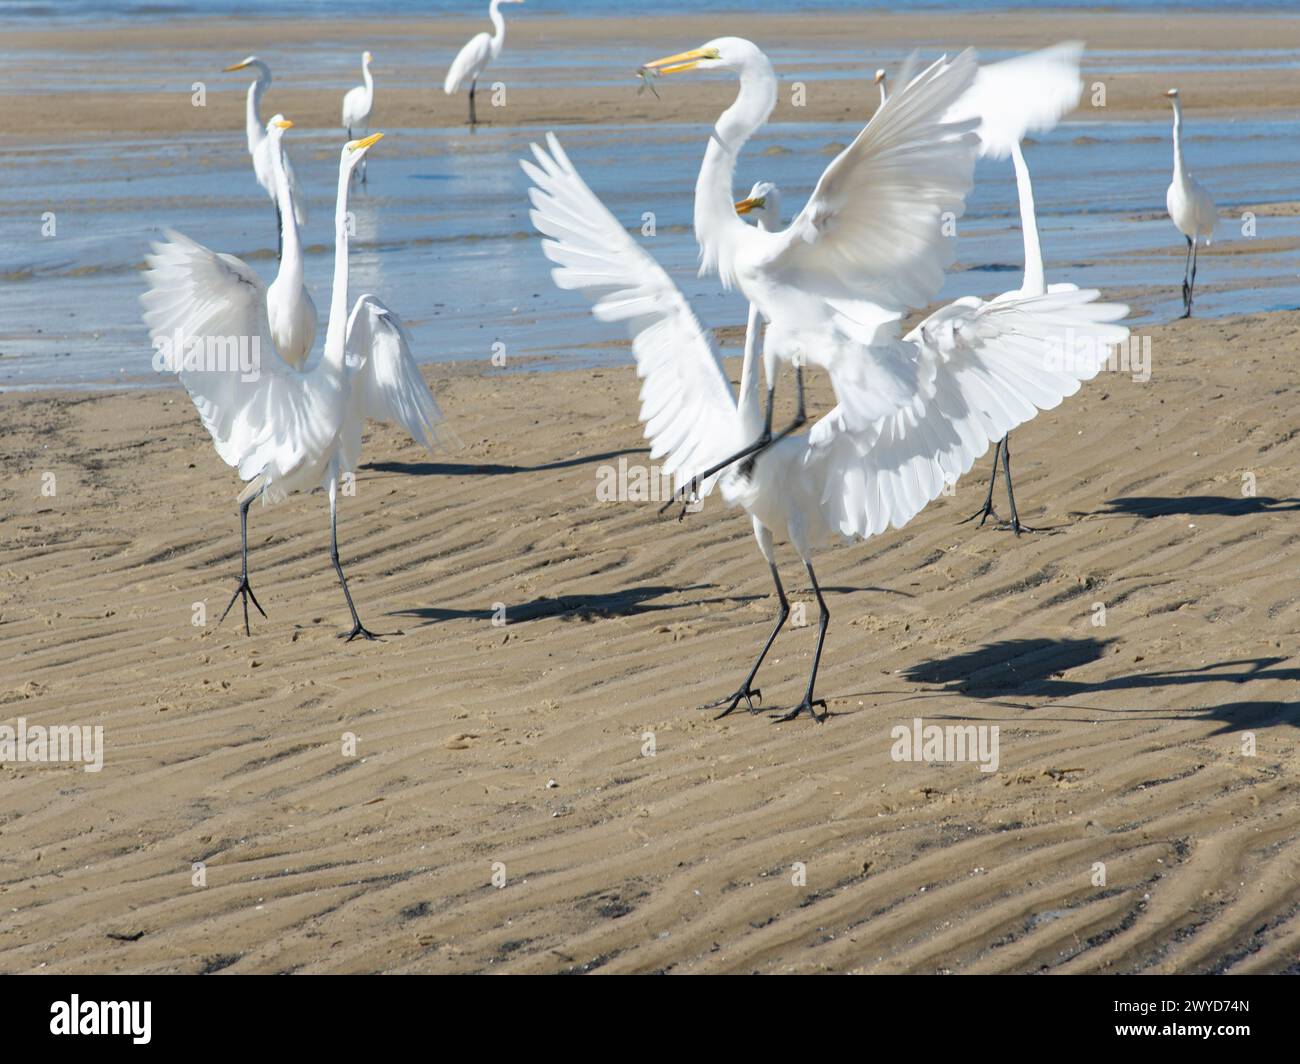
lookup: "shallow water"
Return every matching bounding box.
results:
[3,108,1297,389]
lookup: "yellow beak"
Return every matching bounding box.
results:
[643,48,716,75]
[223,61,250,72]
[274,119,294,130]
[348,131,384,151]
[734,197,763,215]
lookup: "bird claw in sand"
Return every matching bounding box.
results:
[658,478,700,522]
[959,503,1001,528]
[701,686,763,718]
[218,576,267,636]
[342,623,382,642]
[772,699,828,724]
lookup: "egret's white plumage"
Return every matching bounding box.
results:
[141,133,449,639]
[643,39,982,436]
[263,116,317,370]
[342,51,376,184]
[524,132,1130,720]
[224,57,307,230]
[1164,88,1216,318]
[443,0,524,125]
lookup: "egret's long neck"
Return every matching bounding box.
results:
[362,57,374,102]
[1170,99,1186,178]
[736,301,764,439]
[696,57,777,285]
[323,160,354,371]
[271,138,303,292]
[1011,142,1045,297]
[245,69,268,154]
[489,0,506,52]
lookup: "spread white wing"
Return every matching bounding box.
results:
[141,228,334,489]
[341,295,451,474]
[806,285,1130,538]
[522,132,741,496]
[763,50,981,311]
[444,32,492,94]
[945,42,1084,160]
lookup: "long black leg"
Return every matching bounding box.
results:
[1186,237,1200,317]
[774,558,829,723]
[959,438,1002,527]
[1179,235,1193,318]
[469,80,477,126]
[999,433,1038,535]
[218,493,267,636]
[702,556,789,719]
[275,201,283,260]
[330,479,379,642]
[662,363,810,521]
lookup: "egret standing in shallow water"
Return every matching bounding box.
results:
[142,133,451,640]
[224,56,307,250]
[524,133,1129,721]
[444,0,525,126]
[342,51,376,183]
[1164,88,1216,318]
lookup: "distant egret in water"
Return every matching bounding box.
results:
[343,51,376,182]
[223,56,307,250]
[524,133,1129,721]
[1164,88,1216,318]
[142,133,450,640]
[444,0,525,126]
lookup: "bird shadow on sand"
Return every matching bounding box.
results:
[391,582,747,627]
[1093,495,1300,518]
[896,638,1299,735]
[364,447,648,478]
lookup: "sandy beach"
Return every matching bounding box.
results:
[1,306,1298,973]
[1,6,1298,976]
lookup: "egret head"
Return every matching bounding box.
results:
[224,55,262,73]
[873,69,886,86]
[642,37,766,77]
[267,114,293,140]
[363,50,374,65]
[344,131,384,170]
[1165,88,1180,100]
[734,180,782,231]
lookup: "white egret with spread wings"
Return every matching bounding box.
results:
[141,132,450,640]
[524,133,1129,721]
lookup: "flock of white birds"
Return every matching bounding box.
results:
[140,13,1217,723]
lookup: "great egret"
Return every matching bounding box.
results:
[1164,88,1216,318]
[342,51,376,183]
[641,40,982,486]
[263,115,318,370]
[224,57,307,251]
[444,0,525,126]
[939,41,1086,533]
[524,133,1129,721]
[141,133,450,640]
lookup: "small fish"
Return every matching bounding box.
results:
[635,66,661,99]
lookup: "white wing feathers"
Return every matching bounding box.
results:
[343,295,450,473]
[445,32,492,94]
[522,132,740,497]
[945,42,1084,161]
[768,50,982,311]
[141,229,295,466]
[806,286,1130,539]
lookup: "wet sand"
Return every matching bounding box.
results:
[1,305,1298,973]
[3,11,1300,137]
